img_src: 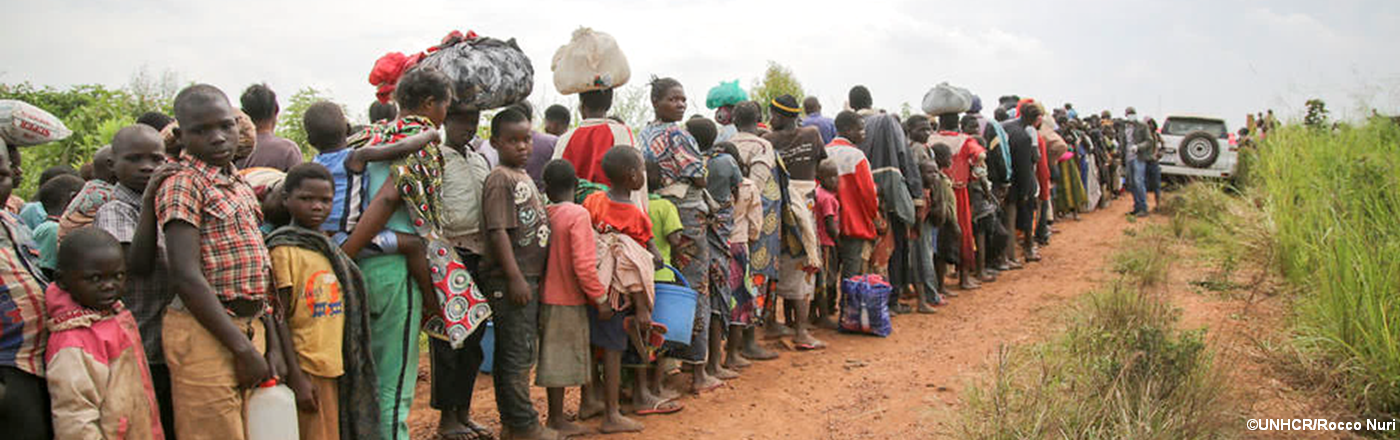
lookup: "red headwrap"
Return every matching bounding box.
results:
[1016,98,1036,118]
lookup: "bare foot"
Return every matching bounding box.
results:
[723,352,751,369]
[654,383,681,402]
[599,413,644,433]
[709,364,740,380]
[917,303,938,314]
[960,279,981,290]
[741,344,779,361]
[763,323,794,339]
[501,424,560,440]
[545,418,589,438]
[576,397,604,421]
[692,374,724,394]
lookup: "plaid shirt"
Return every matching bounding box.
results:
[0,211,48,376]
[95,184,173,363]
[155,157,271,315]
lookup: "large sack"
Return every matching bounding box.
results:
[416,36,534,111]
[551,27,631,95]
[0,100,72,147]
[838,274,893,337]
[921,82,973,116]
[705,80,747,109]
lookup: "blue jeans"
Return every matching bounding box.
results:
[484,276,542,432]
[1127,156,1148,213]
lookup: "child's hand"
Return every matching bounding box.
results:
[291,378,318,413]
[233,348,272,390]
[597,304,615,321]
[633,309,652,333]
[142,164,180,203]
[506,277,531,306]
[420,127,441,143]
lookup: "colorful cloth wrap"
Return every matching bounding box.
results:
[350,116,487,349]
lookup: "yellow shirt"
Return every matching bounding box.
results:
[270,246,345,378]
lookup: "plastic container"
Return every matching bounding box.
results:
[246,379,299,440]
[652,265,698,345]
[479,321,495,373]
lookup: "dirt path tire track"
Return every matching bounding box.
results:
[408,208,1135,439]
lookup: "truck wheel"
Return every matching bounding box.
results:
[1179,131,1219,168]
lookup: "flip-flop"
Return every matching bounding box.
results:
[437,430,478,440]
[634,399,684,416]
[466,421,495,440]
[795,341,827,351]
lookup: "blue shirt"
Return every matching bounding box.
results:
[801,113,837,145]
[313,149,361,234]
[18,202,45,230]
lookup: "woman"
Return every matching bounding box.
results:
[637,77,719,394]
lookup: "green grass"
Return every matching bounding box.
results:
[960,226,1231,439]
[1250,120,1400,418]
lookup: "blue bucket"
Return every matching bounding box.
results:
[652,265,698,345]
[479,321,495,373]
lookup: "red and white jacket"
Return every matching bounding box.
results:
[824,138,880,240]
[45,284,163,440]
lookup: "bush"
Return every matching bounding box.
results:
[961,227,1231,439]
[1252,119,1400,417]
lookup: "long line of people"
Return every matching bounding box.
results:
[0,39,1169,440]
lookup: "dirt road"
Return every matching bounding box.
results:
[408,208,1135,439]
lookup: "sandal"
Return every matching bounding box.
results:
[635,399,684,416]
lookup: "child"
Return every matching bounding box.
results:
[647,161,683,284]
[813,159,842,325]
[723,143,762,370]
[93,124,177,434]
[57,145,115,239]
[266,163,374,440]
[538,159,612,437]
[825,111,880,280]
[927,144,961,302]
[693,120,741,390]
[19,165,79,229]
[33,174,85,279]
[583,146,680,425]
[431,106,496,440]
[45,227,163,440]
[304,100,438,308]
[157,84,281,440]
[0,146,54,440]
[480,108,556,440]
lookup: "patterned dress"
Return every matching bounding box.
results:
[639,121,709,362]
[351,116,485,349]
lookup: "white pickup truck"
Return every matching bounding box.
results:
[1157,116,1237,179]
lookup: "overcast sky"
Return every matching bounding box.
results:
[5,0,1398,128]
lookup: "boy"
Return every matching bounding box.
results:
[20,165,79,229]
[45,227,164,440]
[157,84,281,440]
[927,144,961,302]
[304,100,438,305]
[0,144,53,440]
[582,146,679,425]
[481,108,557,440]
[266,163,367,440]
[432,105,495,440]
[33,174,85,278]
[93,124,177,434]
[824,111,880,282]
[813,159,842,325]
[538,160,610,437]
[57,145,115,239]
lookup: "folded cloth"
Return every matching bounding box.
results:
[596,231,655,312]
[784,179,821,268]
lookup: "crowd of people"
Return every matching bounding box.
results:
[0,52,1179,440]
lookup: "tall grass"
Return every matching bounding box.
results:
[960,226,1231,439]
[1252,120,1400,417]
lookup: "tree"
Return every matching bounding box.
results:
[0,82,148,198]
[1304,98,1329,129]
[750,61,805,121]
[276,87,338,160]
[127,66,180,115]
[608,83,652,129]
[899,102,914,121]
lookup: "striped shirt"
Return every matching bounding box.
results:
[0,211,48,376]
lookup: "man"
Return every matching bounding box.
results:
[238,83,303,171]
[800,96,836,145]
[1119,107,1151,217]
[762,94,826,350]
[1003,101,1043,262]
[552,88,647,209]
[543,104,570,137]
